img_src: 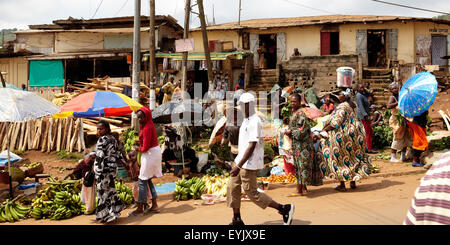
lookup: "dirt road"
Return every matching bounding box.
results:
[7,173,423,225]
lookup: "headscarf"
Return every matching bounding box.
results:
[137,106,159,152]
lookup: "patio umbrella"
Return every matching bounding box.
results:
[53,91,142,118]
[0,87,60,197]
[398,72,438,118]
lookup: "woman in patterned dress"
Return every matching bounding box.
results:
[285,93,315,195]
[319,90,371,191]
[93,120,126,223]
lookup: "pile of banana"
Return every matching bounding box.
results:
[174,177,205,201]
[202,175,229,197]
[115,180,134,205]
[30,178,85,220]
[21,162,42,169]
[0,195,30,223]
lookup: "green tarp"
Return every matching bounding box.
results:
[29,60,64,87]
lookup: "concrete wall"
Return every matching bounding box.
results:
[189,30,240,53]
[279,54,360,93]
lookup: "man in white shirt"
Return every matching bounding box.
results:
[227,92,295,225]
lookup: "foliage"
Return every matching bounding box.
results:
[372,125,393,149]
[211,143,231,161]
[383,109,392,122]
[206,167,224,176]
[280,102,291,121]
[428,136,450,151]
[56,150,82,160]
[11,150,25,156]
[264,141,275,159]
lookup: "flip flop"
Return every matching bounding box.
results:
[412,163,425,167]
[287,193,301,197]
[148,209,161,213]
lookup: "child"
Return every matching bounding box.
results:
[370,105,382,127]
[322,95,335,115]
[126,149,152,212]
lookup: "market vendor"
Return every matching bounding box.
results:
[161,126,199,175]
[64,151,96,180]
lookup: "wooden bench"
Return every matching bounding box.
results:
[34,173,50,183]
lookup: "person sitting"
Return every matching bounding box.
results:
[64,151,96,180]
[292,48,301,57]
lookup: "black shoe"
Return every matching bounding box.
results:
[229,218,245,226]
[281,204,295,225]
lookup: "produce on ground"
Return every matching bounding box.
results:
[174,176,205,201]
[115,180,134,205]
[202,175,229,197]
[428,136,450,151]
[258,173,297,184]
[21,162,42,169]
[372,125,393,149]
[30,178,85,220]
[206,167,225,176]
[0,195,30,223]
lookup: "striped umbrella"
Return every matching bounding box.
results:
[53,91,142,118]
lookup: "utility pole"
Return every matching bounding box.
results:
[197,0,213,90]
[149,0,156,110]
[132,0,141,129]
[181,0,191,99]
[238,0,241,26]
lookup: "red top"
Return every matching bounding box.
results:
[138,106,159,152]
[323,103,335,113]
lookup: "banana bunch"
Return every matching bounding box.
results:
[115,180,134,205]
[30,178,85,220]
[174,176,206,201]
[22,162,42,169]
[0,195,30,223]
[174,185,190,201]
[202,175,229,197]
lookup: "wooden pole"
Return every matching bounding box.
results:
[132,0,141,130]
[0,72,6,88]
[149,0,157,110]
[197,0,214,90]
[181,0,191,100]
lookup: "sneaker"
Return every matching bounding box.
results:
[390,158,400,163]
[281,204,295,225]
[229,218,245,226]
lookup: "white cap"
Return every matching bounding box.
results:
[238,92,256,104]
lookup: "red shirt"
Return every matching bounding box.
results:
[323,103,335,113]
[138,106,159,152]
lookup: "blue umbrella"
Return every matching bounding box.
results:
[398,72,438,117]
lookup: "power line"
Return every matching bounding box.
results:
[115,0,130,16]
[371,0,450,15]
[279,0,337,15]
[91,0,105,19]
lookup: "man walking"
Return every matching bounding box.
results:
[227,92,295,225]
[356,84,376,153]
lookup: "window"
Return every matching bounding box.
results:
[320,32,339,55]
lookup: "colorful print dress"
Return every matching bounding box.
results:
[318,102,371,182]
[289,109,316,185]
[94,135,126,223]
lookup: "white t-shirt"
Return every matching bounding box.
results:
[234,113,264,170]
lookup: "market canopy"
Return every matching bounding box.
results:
[143,51,252,61]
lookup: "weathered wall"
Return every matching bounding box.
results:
[189,30,240,53]
[279,54,360,93]
[0,57,28,88]
[15,33,54,54]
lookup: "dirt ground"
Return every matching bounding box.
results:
[428,88,450,130]
[6,173,424,225]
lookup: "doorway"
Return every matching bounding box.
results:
[431,35,447,66]
[367,30,386,67]
[258,34,277,69]
[320,32,340,55]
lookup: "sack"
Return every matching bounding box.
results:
[132,181,152,201]
[81,183,96,214]
[83,171,95,187]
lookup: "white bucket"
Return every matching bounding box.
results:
[336,67,355,88]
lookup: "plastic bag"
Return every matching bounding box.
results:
[200,194,226,205]
[81,182,96,214]
[132,181,152,202]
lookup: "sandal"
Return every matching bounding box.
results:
[412,162,425,167]
[350,182,357,189]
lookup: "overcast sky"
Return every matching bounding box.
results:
[0,0,449,30]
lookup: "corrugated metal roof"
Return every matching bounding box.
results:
[13,27,151,34]
[191,15,450,31]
